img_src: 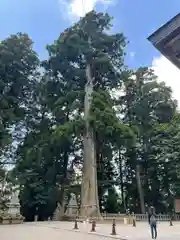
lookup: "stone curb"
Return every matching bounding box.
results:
[58,227,127,239]
[88,231,127,239]
[35,224,128,239]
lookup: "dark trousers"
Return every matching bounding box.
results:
[150,224,157,239]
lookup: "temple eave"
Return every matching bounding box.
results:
[148,13,180,69]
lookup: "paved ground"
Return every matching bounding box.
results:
[1,221,180,240]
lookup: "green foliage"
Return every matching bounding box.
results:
[121,68,178,213]
[90,90,135,146]
[104,187,120,213]
[0,33,39,124]
[19,180,58,221]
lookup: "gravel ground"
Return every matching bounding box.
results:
[1,221,180,240]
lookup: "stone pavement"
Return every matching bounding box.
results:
[1,221,180,240]
[0,224,108,240]
[38,221,180,240]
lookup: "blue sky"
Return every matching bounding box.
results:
[0,0,178,65]
[118,1,179,68]
[0,0,180,101]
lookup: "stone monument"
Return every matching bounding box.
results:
[65,193,78,216]
[7,190,20,215]
[52,203,61,221]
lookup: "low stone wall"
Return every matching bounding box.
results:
[0,213,24,225]
[101,213,180,222]
[53,212,180,222]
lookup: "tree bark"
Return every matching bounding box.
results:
[119,150,126,212]
[80,64,101,218]
[59,151,69,219]
[136,164,145,213]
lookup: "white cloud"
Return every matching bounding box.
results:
[129,51,135,59]
[152,55,180,105]
[58,0,115,21]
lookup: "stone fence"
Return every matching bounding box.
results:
[55,210,180,222]
[101,213,180,221]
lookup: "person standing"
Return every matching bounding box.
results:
[148,206,155,224]
[150,214,157,239]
